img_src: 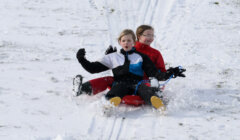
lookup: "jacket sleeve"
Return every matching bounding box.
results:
[155,51,167,72]
[141,54,159,77]
[78,57,109,74]
[142,54,169,81]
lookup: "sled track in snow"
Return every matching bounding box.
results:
[149,0,159,25]
[85,105,127,139]
[101,106,128,140]
[137,0,159,25]
[109,117,125,140]
[142,0,151,24]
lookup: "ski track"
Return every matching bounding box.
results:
[86,115,96,134]
[149,0,159,25]
[103,0,113,45]
[141,0,151,24]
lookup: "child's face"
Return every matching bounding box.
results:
[138,29,154,45]
[119,34,134,52]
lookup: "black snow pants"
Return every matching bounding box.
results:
[105,82,159,105]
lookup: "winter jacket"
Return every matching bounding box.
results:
[135,41,166,73]
[78,48,164,83]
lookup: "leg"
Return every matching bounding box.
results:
[137,84,165,109]
[73,76,113,96]
[80,76,114,95]
[89,76,114,95]
[105,83,131,106]
[137,84,159,105]
[81,81,92,95]
[105,83,130,100]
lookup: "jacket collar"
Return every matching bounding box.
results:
[120,47,136,55]
[135,41,150,50]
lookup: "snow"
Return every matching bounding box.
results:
[0,0,240,139]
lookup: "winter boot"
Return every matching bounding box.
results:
[73,75,83,96]
[150,96,165,110]
[109,97,121,107]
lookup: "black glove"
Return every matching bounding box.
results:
[76,48,86,61]
[155,72,172,81]
[105,45,117,55]
[167,66,186,78]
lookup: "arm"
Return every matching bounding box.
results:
[155,51,167,72]
[142,54,158,77]
[78,57,109,74]
[142,54,170,81]
[77,48,109,74]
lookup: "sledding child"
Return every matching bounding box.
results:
[74,25,185,97]
[75,29,179,109]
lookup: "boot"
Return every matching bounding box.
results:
[109,97,121,106]
[73,75,83,96]
[150,96,165,110]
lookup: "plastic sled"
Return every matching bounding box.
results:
[107,82,165,106]
[120,86,165,106]
[122,95,145,106]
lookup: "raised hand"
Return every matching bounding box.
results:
[105,45,117,55]
[76,48,86,60]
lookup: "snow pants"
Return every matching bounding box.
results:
[105,82,159,105]
[81,76,114,95]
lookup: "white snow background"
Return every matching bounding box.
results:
[0,0,240,139]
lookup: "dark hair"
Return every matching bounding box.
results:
[136,25,154,41]
[118,29,136,43]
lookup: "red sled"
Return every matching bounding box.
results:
[122,95,145,106]
[120,86,165,106]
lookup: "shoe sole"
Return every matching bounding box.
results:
[151,96,165,110]
[109,97,121,107]
[73,75,83,96]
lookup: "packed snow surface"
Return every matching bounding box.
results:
[0,0,240,139]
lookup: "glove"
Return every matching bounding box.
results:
[105,45,117,55]
[76,48,86,60]
[167,66,186,78]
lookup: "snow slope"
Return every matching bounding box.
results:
[0,0,240,139]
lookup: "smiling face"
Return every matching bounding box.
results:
[138,29,154,46]
[119,34,134,52]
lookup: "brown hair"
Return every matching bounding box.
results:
[136,25,154,41]
[118,29,136,43]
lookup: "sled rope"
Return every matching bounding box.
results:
[134,80,150,95]
[159,74,174,87]
[133,75,174,95]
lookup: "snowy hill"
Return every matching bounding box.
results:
[0,0,240,139]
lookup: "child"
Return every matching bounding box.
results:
[74,25,185,96]
[75,29,176,109]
